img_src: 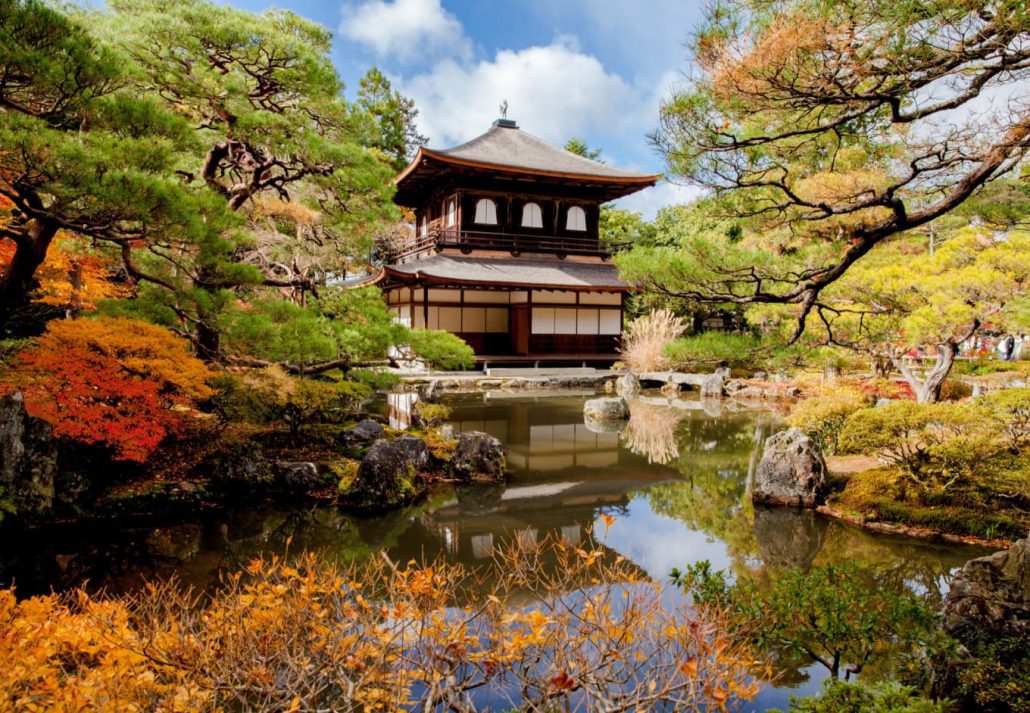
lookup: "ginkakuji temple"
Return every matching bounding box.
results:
[377,118,658,365]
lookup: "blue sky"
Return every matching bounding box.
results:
[226,0,708,216]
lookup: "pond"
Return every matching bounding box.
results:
[0,390,989,709]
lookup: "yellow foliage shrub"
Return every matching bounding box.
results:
[0,539,761,711]
[787,387,871,453]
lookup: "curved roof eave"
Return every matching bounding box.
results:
[395,147,661,187]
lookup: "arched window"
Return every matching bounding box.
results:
[474,198,497,225]
[445,199,456,227]
[521,202,543,229]
[566,205,586,231]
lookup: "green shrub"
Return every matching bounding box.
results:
[208,373,277,424]
[672,561,943,682]
[949,632,1030,713]
[787,388,871,453]
[836,467,910,510]
[975,388,1030,451]
[664,332,764,372]
[773,679,946,713]
[953,358,1021,376]
[403,330,475,370]
[350,368,401,392]
[839,401,998,493]
[940,379,973,400]
[209,368,372,441]
[413,401,451,428]
[840,391,1030,494]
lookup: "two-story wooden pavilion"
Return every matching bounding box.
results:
[378,118,658,364]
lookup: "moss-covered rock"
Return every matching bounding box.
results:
[450,431,506,482]
[0,391,58,519]
[348,436,429,510]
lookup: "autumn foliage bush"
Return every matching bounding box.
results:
[0,536,761,711]
[2,317,215,461]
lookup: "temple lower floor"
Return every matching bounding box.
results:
[384,285,625,359]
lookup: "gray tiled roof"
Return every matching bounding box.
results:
[385,254,628,289]
[434,124,655,180]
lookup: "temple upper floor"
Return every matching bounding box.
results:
[388,120,658,261]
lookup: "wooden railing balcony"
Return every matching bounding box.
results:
[387,228,611,262]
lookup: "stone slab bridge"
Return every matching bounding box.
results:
[634,371,729,398]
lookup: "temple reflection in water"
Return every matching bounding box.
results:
[397,392,682,563]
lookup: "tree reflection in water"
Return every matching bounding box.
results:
[621,400,685,464]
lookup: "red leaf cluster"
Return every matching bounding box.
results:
[3,317,215,461]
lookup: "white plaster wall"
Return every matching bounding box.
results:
[599,310,622,335]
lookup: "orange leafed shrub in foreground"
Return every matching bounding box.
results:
[2,317,215,461]
[0,538,761,711]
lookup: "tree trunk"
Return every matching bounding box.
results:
[915,344,957,403]
[0,221,59,328]
[195,320,221,361]
[872,355,892,379]
[893,344,957,404]
[192,265,221,361]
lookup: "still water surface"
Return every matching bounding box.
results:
[0,391,988,709]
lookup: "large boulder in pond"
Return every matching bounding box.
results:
[341,419,386,452]
[753,428,827,508]
[351,436,429,509]
[942,537,1029,641]
[450,431,506,482]
[583,396,630,421]
[0,391,58,518]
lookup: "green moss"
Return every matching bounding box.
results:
[835,465,1029,540]
[866,500,1026,540]
[327,459,360,494]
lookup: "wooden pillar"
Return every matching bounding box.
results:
[422,285,429,329]
[456,190,463,233]
[620,292,626,347]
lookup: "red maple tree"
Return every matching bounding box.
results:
[4,317,215,461]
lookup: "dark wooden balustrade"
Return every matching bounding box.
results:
[388,228,611,261]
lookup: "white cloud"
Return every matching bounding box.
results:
[344,5,697,218]
[339,0,470,63]
[399,38,642,148]
[614,180,704,220]
[527,0,702,79]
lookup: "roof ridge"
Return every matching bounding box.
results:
[427,123,656,180]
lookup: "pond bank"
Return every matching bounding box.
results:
[814,504,1015,549]
[0,387,505,528]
